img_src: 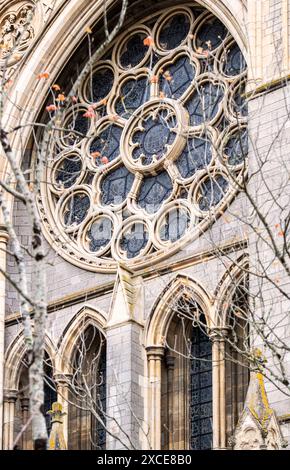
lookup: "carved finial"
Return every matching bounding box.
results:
[47,402,67,450]
[231,368,286,449]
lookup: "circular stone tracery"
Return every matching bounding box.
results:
[40,3,247,272]
[121,99,187,173]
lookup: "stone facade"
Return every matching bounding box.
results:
[0,0,290,451]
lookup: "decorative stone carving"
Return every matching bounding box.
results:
[232,370,287,450]
[0,0,58,75]
[39,3,248,273]
[47,402,67,450]
[0,2,36,66]
[107,262,143,327]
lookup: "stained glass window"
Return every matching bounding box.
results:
[176,137,212,179]
[120,33,147,68]
[94,343,106,449]
[159,56,196,99]
[63,193,90,226]
[55,155,82,188]
[120,223,149,258]
[101,166,134,205]
[115,77,149,118]
[90,124,122,164]
[86,217,113,252]
[196,16,227,51]
[159,14,190,50]
[138,171,173,213]
[63,112,89,145]
[198,175,229,211]
[224,129,248,166]
[44,357,57,435]
[43,4,247,269]
[159,207,190,241]
[90,67,114,103]
[186,81,224,126]
[223,43,246,76]
[132,111,176,165]
[190,323,213,450]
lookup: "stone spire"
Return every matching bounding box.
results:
[47,402,67,450]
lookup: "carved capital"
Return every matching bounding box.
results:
[146,345,165,361]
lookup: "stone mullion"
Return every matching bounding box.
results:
[3,389,17,450]
[146,346,164,450]
[165,354,175,450]
[211,328,229,450]
[20,397,30,450]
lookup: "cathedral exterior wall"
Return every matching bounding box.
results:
[1,0,290,451]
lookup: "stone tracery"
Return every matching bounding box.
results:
[40,3,247,272]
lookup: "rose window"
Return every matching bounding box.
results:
[40,4,247,272]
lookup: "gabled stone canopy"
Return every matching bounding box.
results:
[233,370,286,450]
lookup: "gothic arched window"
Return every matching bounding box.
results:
[14,353,57,450]
[40,3,247,273]
[160,298,248,450]
[68,325,106,450]
[189,321,213,450]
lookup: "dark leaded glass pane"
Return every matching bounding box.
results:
[44,361,57,435]
[159,56,195,99]
[159,14,190,50]
[90,124,122,164]
[223,43,246,76]
[200,58,214,74]
[224,129,248,165]
[145,51,162,69]
[115,77,149,119]
[120,223,149,258]
[176,137,212,179]
[87,217,113,252]
[198,175,228,211]
[159,207,190,242]
[55,155,82,188]
[101,165,134,205]
[232,82,248,117]
[190,323,212,450]
[196,16,227,51]
[63,193,90,226]
[74,112,90,135]
[95,344,106,449]
[90,67,114,103]
[64,112,89,145]
[186,82,223,126]
[137,171,173,213]
[120,33,147,69]
[132,110,176,165]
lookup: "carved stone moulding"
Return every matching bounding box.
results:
[0,0,44,68]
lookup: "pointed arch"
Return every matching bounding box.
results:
[56,305,107,374]
[4,331,56,390]
[214,254,249,327]
[145,274,214,348]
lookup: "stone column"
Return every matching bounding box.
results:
[146,346,164,450]
[210,329,228,450]
[53,374,71,447]
[3,389,17,450]
[20,397,30,450]
[0,226,9,450]
[165,353,175,450]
